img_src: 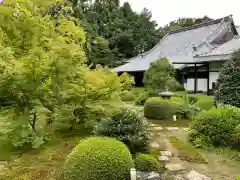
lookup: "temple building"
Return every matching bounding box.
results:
[113,15,240,95]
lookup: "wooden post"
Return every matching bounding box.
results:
[206,63,210,95]
[194,64,197,93]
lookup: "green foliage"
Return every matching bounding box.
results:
[94,108,151,154]
[0,0,130,149]
[120,90,136,102]
[135,92,150,105]
[215,50,240,107]
[71,0,160,64]
[189,105,240,148]
[169,136,206,164]
[119,72,135,91]
[89,36,114,66]
[64,137,134,180]
[143,58,178,92]
[144,98,185,120]
[134,153,160,172]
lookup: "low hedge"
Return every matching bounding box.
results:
[144,98,185,120]
[64,137,134,180]
[189,105,240,148]
[134,153,160,172]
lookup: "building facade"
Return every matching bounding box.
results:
[113,15,240,94]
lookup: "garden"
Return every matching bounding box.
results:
[1,0,240,180]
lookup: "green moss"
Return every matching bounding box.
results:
[169,136,206,164]
[194,96,213,111]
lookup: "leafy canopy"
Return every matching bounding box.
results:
[143,58,179,91]
[0,0,130,148]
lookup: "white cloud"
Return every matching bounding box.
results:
[121,0,240,26]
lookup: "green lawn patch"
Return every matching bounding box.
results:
[169,136,207,164]
[0,128,91,180]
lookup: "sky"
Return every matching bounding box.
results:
[120,0,240,27]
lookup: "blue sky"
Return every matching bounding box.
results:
[121,0,240,26]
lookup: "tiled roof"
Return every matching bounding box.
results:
[113,16,234,72]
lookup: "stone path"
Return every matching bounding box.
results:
[150,124,211,180]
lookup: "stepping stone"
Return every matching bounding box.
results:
[145,172,161,179]
[151,142,160,149]
[160,151,172,157]
[158,155,169,161]
[0,161,7,170]
[174,175,186,180]
[183,128,190,131]
[150,124,159,127]
[166,127,179,131]
[165,164,185,171]
[185,170,211,180]
[154,126,163,131]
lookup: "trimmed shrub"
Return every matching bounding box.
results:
[144,98,185,120]
[64,137,134,180]
[135,92,150,105]
[120,90,136,102]
[134,153,160,172]
[171,96,184,104]
[189,105,240,148]
[215,51,240,107]
[94,108,151,154]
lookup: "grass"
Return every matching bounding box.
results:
[0,128,91,180]
[169,136,207,164]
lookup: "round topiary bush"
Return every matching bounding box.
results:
[144,97,184,120]
[120,90,136,102]
[64,137,134,180]
[94,108,151,155]
[215,51,240,107]
[189,105,240,148]
[134,153,161,172]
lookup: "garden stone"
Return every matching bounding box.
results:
[165,164,185,171]
[151,142,160,149]
[146,172,161,180]
[166,127,179,131]
[137,171,161,180]
[185,170,211,180]
[158,156,169,161]
[150,124,159,127]
[174,175,186,180]
[0,161,7,170]
[154,127,163,131]
[160,151,172,157]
